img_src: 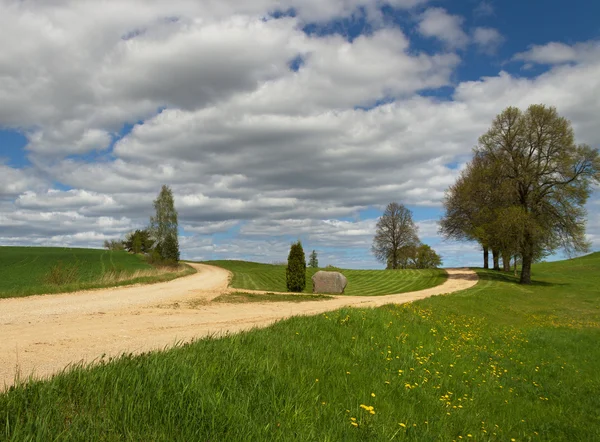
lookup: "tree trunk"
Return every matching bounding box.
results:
[520,231,534,284]
[502,252,511,272]
[513,255,518,277]
[483,246,489,269]
[520,252,532,284]
[492,250,500,271]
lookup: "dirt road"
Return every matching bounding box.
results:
[0,263,478,389]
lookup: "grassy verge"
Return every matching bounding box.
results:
[204,260,447,296]
[0,247,196,298]
[212,292,334,303]
[1,254,599,440]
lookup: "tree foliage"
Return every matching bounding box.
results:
[286,241,306,292]
[308,250,319,268]
[412,244,443,269]
[440,104,600,284]
[123,229,154,254]
[161,232,180,264]
[103,239,125,251]
[373,202,441,269]
[439,152,514,269]
[149,185,180,263]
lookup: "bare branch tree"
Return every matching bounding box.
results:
[372,202,419,269]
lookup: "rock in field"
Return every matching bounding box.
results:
[312,271,347,294]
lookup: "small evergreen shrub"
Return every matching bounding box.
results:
[286,241,306,292]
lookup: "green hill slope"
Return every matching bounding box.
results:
[0,246,192,298]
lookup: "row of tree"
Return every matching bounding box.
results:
[104,185,181,265]
[372,202,442,270]
[439,104,599,284]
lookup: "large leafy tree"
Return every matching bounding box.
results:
[372,202,420,270]
[443,104,599,284]
[149,185,180,263]
[479,105,599,283]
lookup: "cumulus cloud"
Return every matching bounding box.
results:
[0,164,46,197]
[472,27,504,54]
[418,7,469,49]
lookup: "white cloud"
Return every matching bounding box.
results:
[102,16,300,111]
[0,207,135,239]
[418,7,469,49]
[513,41,600,65]
[473,27,504,54]
[0,164,46,197]
[182,221,240,235]
[0,2,449,158]
[15,189,119,212]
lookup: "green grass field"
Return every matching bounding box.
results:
[0,246,194,298]
[205,260,447,296]
[1,253,599,440]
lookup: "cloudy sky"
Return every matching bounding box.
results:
[1,0,599,268]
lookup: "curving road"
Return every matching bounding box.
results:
[0,263,478,389]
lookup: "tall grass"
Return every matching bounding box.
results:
[205,260,447,296]
[2,254,599,440]
[97,265,191,284]
[43,261,80,286]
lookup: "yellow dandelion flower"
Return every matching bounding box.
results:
[371,393,376,397]
[399,423,406,428]
[351,422,358,427]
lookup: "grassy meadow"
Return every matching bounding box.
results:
[205,260,447,296]
[0,246,194,298]
[1,253,599,440]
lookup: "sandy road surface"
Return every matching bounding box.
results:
[0,263,478,389]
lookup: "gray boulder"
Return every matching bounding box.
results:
[312,271,348,294]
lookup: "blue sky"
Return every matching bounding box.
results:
[0,0,599,268]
